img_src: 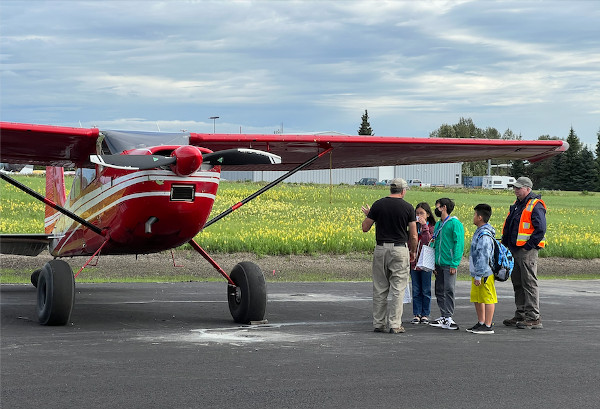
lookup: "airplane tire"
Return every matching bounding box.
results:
[227,262,266,324]
[36,260,75,326]
[31,269,41,288]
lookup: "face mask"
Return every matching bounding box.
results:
[434,208,442,217]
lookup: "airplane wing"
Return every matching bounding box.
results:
[1,122,568,170]
[189,133,568,170]
[0,122,100,168]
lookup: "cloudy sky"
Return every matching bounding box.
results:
[1,0,599,147]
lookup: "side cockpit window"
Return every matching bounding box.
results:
[81,167,96,190]
[70,167,97,203]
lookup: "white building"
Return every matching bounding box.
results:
[222,163,462,186]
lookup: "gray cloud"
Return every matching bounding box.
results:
[1,0,598,144]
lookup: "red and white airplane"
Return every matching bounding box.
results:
[0,121,568,326]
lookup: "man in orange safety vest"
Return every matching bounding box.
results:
[501,176,547,330]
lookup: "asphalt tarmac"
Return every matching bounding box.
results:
[2,279,600,409]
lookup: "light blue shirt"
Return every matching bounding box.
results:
[469,223,496,279]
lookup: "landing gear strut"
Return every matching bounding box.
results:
[189,240,267,324]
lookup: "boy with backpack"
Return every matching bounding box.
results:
[467,204,498,334]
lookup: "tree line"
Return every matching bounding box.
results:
[359,111,600,192]
[429,117,600,192]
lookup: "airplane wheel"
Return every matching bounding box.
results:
[227,262,266,324]
[31,269,41,288]
[36,260,75,326]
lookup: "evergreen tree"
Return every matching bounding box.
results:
[578,147,598,191]
[509,159,527,178]
[596,128,600,161]
[596,128,600,191]
[523,135,560,189]
[547,154,564,189]
[358,110,374,135]
[558,127,582,190]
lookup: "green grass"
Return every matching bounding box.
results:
[196,182,600,258]
[2,175,600,259]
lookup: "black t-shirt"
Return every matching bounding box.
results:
[367,196,415,243]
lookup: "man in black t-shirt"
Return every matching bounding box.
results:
[362,178,418,333]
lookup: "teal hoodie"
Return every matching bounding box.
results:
[431,216,464,268]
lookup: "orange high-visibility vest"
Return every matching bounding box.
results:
[505,198,547,248]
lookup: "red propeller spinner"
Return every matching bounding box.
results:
[170,145,203,176]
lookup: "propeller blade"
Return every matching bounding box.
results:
[90,154,176,170]
[202,148,282,166]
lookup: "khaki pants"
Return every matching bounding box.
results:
[511,247,540,321]
[372,244,410,329]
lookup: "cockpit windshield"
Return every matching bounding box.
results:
[101,130,191,154]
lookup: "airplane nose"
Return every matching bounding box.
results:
[170,146,203,176]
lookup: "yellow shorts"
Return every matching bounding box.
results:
[470,276,497,304]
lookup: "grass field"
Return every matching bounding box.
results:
[1,174,599,259]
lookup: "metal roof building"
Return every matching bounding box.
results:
[222,163,462,186]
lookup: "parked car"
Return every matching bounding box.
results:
[406,179,431,188]
[355,178,377,185]
[376,179,391,185]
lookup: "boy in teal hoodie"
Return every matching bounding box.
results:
[430,198,464,330]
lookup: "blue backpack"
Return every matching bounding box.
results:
[478,231,514,282]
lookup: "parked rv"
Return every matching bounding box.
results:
[482,176,516,189]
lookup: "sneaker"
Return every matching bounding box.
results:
[373,327,386,333]
[472,325,495,334]
[411,316,421,325]
[389,326,406,334]
[441,317,459,330]
[429,317,445,327]
[466,322,484,333]
[516,319,543,329]
[503,317,520,327]
[420,316,430,325]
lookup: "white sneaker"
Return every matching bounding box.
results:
[442,317,459,330]
[429,317,445,327]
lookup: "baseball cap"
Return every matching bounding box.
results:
[510,176,533,189]
[389,178,408,189]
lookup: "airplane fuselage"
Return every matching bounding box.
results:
[48,164,221,257]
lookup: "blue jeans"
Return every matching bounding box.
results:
[410,268,432,317]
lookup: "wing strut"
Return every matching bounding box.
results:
[1,173,104,236]
[202,147,334,229]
